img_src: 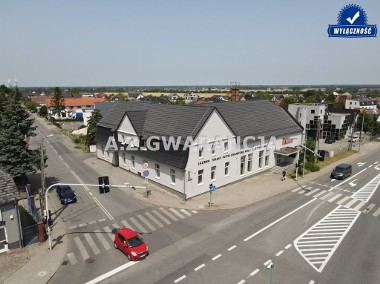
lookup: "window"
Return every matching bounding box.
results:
[155,164,160,178]
[198,170,203,185]
[258,150,264,168]
[211,166,216,181]
[170,169,176,184]
[311,110,315,114]
[199,147,203,158]
[225,162,229,176]
[265,152,270,166]
[247,154,253,172]
[211,144,216,155]
[224,141,228,152]
[131,155,135,168]
[240,156,246,175]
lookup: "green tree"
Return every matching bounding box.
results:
[305,96,315,103]
[280,97,296,110]
[324,93,336,103]
[51,87,65,118]
[85,108,103,147]
[23,100,38,112]
[38,105,48,117]
[0,87,40,177]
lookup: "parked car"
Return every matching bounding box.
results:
[114,228,149,261]
[56,185,77,205]
[348,136,360,142]
[325,136,335,144]
[330,163,352,180]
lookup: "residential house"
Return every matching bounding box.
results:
[46,97,107,120]
[184,92,198,101]
[128,92,144,101]
[0,170,22,254]
[345,99,378,114]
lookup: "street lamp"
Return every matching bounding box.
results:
[39,134,53,217]
[359,111,365,153]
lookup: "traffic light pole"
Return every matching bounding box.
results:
[44,182,146,250]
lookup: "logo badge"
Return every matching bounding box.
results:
[327,4,377,38]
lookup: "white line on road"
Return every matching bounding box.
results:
[263,259,272,266]
[372,207,380,217]
[285,244,292,249]
[244,199,316,242]
[64,162,69,168]
[328,193,342,203]
[84,233,101,255]
[250,269,260,276]
[227,245,237,251]
[276,250,284,256]
[73,237,89,260]
[329,168,368,191]
[89,192,93,196]
[174,275,186,283]
[212,254,222,260]
[194,264,205,271]
[84,261,138,284]
[94,229,111,250]
[59,156,63,160]
[309,281,315,284]
[180,209,192,216]
[236,280,245,284]
[336,196,350,205]
[67,252,77,265]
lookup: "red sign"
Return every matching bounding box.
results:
[282,137,293,145]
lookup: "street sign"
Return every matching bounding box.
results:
[143,162,149,169]
[143,170,149,177]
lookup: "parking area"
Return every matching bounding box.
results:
[317,134,369,157]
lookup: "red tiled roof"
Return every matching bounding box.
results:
[46,97,106,107]
[31,96,49,105]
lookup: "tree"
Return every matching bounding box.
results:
[38,105,48,117]
[0,87,40,177]
[51,87,65,118]
[85,109,103,147]
[324,93,336,103]
[280,97,296,110]
[23,100,38,112]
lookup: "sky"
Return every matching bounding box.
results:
[1,0,380,87]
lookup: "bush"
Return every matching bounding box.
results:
[78,125,86,130]
[71,135,85,144]
[305,162,320,172]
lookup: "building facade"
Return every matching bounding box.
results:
[96,101,303,199]
[0,170,23,254]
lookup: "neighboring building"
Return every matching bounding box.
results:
[288,103,355,140]
[46,97,107,120]
[96,101,303,199]
[139,97,172,105]
[127,92,144,100]
[271,94,284,105]
[345,99,378,113]
[31,96,49,106]
[0,170,22,254]
[184,92,198,101]
[168,94,179,100]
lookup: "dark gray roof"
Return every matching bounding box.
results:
[125,110,147,136]
[139,97,172,105]
[128,92,143,98]
[0,170,19,205]
[193,100,303,137]
[94,102,116,118]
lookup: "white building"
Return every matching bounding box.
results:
[345,99,378,113]
[96,101,303,199]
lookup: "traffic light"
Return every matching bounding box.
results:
[209,184,213,190]
[98,176,110,194]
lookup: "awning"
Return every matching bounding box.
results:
[274,147,300,156]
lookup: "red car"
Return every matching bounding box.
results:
[114,228,149,261]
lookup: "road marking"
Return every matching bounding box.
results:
[89,192,93,196]
[313,190,327,198]
[194,264,205,271]
[59,156,63,160]
[343,199,358,208]
[68,225,77,230]
[104,226,114,241]
[294,206,360,272]
[212,254,222,260]
[84,261,138,284]
[64,162,69,168]
[320,192,334,200]
[351,174,380,202]
[94,229,111,250]
[152,209,171,225]
[98,218,106,222]
[145,212,164,228]
[328,168,368,191]
[305,188,321,196]
[372,207,380,217]
[263,259,272,266]
[299,186,313,194]
[169,208,185,219]
[89,220,96,225]
[337,196,350,205]
[285,244,292,249]
[227,245,237,251]
[250,269,260,276]
[292,187,302,193]
[363,203,375,213]
[67,252,78,265]
[137,214,156,231]
[84,233,101,255]
[191,210,198,214]
[130,217,148,233]
[180,209,192,216]
[121,219,134,229]
[328,193,342,203]
[309,281,315,284]
[244,199,316,242]
[159,207,178,221]
[353,201,367,211]
[236,280,245,284]
[74,237,89,260]
[174,275,186,283]
[276,250,284,256]
[78,223,86,228]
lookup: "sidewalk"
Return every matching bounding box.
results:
[1,113,377,284]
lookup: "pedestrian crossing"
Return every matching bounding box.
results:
[291,180,380,218]
[294,206,360,272]
[65,207,198,265]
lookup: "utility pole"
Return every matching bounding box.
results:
[39,134,53,218]
[303,131,307,178]
[359,111,365,153]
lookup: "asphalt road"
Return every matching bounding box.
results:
[31,116,380,284]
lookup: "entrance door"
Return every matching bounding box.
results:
[276,154,282,165]
[0,225,8,253]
